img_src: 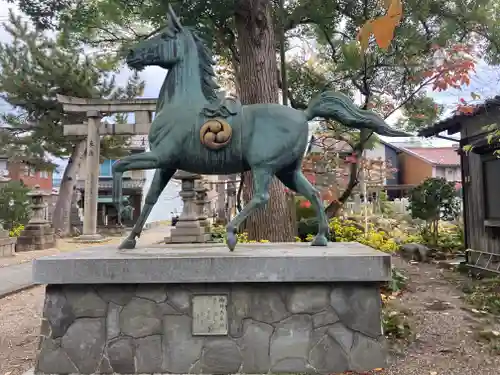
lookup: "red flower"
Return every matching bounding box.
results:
[300,200,311,208]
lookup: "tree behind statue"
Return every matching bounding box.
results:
[0,11,145,236]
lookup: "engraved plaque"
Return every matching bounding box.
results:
[192,294,228,336]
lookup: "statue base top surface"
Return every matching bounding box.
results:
[33,242,391,284]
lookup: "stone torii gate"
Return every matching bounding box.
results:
[58,95,155,241]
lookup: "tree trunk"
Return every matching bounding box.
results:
[51,140,86,236]
[234,0,295,242]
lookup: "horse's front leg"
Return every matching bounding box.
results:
[112,152,161,247]
[225,167,273,251]
[119,168,176,250]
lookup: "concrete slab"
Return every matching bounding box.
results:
[33,242,391,284]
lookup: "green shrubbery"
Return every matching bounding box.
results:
[9,224,24,237]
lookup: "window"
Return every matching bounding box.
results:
[28,167,36,176]
[40,170,49,179]
[445,168,455,181]
[99,159,115,177]
[482,154,500,224]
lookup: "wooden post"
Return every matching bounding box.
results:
[80,111,103,241]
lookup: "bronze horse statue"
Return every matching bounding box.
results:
[113,5,408,251]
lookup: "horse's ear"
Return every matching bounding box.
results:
[167,4,183,31]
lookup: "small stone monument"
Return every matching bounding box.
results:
[165,171,211,243]
[16,185,56,252]
[0,172,17,257]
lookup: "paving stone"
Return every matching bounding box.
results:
[65,286,107,318]
[44,286,75,338]
[201,339,242,374]
[250,290,290,323]
[120,298,162,338]
[230,287,289,335]
[328,322,354,353]
[287,285,330,313]
[39,318,51,338]
[107,337,135,373]
[97,355,113,374]
[270,315,312,368]
[312,308,340,328]
[136,285,167,303]
[349,333,386,371]
[166,288,191,314]
[162,315,204,373]
[238,320,273,373]
[330,285,382,338]
[270,358,310,373]
[135,335,163,373]
[61,318,105,373]
[36,346,78,374]
[97,285,136,305]
[159,301,182,315]
[309,334,349,373]
[106,302,121,340]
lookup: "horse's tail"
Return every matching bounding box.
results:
[303,91,410,137]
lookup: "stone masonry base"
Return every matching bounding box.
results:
[16,223,55,252]
[36,282,386,374]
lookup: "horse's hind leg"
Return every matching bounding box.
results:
[119,168,176,250]
[275,168,330,246]
[225,167,273,251]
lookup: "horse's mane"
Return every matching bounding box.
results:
[187,27,220,102]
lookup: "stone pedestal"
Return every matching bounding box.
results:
[33,242,390,374]
[165,171,210,244]
[0,227,16,257]
[16,185,56,252]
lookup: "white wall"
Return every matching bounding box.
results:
[142,162,183,224]
[433,166,461,182]
[364,142,387,185]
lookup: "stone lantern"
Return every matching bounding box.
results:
[194,179,210,232]
[16,185,56,252]
[165,171,210,243]
[0,171,17,257]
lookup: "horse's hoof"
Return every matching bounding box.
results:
[311,234,328,246]
[226,231,238,252]
[119,238,136,250]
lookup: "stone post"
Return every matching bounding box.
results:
[226,175,237,223]
[79,111,104,241]
[70,187,83,235]
[165,171,210,243]
[16,185,56,252]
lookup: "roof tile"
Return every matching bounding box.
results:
[404,147,460,166]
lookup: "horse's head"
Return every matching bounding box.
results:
[126,5,185,70]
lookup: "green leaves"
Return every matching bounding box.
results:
[0,180,31,230]
[0,9,145,167]
[408,177,461,225]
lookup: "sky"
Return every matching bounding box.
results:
[0,1,498,178]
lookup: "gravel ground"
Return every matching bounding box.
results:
[384,258,500,375]
[0,286,44,375]
[0,256,499,375]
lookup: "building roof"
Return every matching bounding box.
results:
[419,95,500,137]
[402,147,460,166]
